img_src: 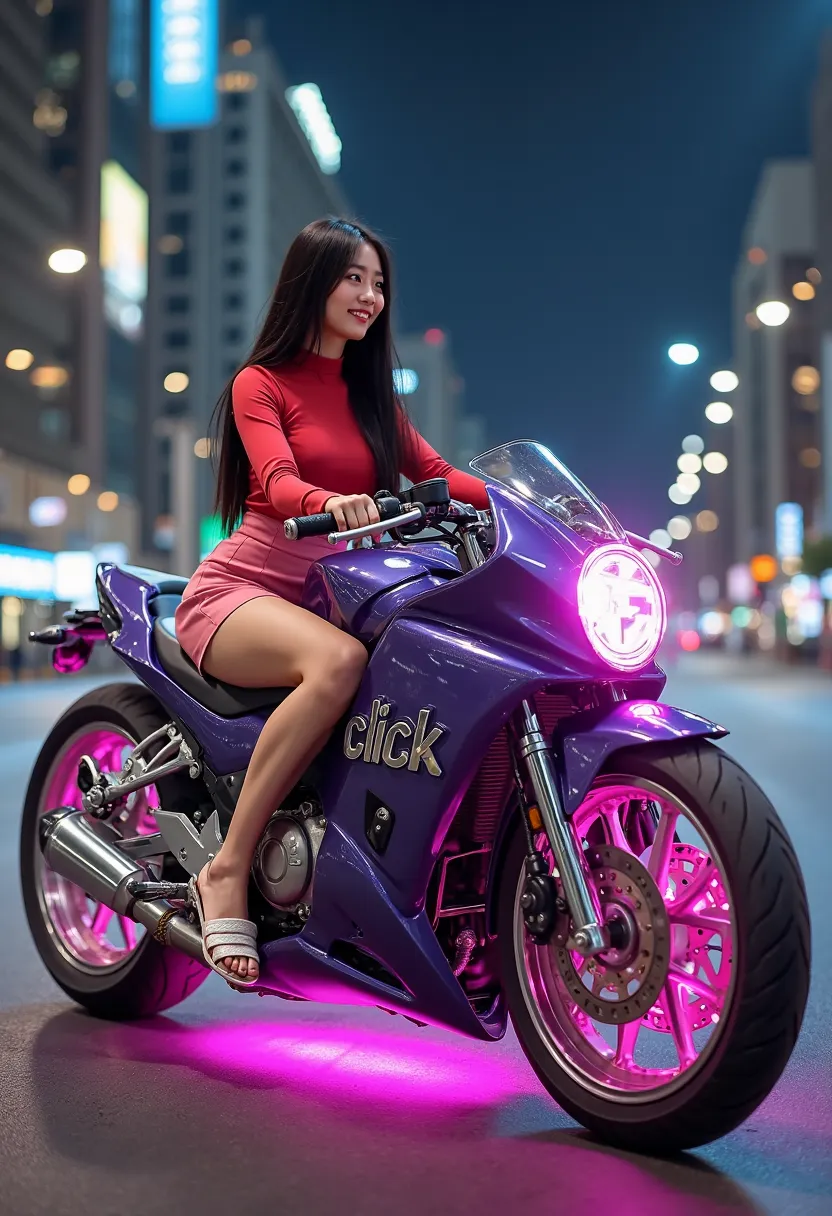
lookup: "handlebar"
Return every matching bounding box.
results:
[284,493,408,541]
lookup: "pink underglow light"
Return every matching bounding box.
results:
[578,544,667,671]
[178,1020,523,1109]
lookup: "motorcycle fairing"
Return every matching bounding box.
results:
[552,701,728,815]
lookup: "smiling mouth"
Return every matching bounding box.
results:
[348,309,371,323]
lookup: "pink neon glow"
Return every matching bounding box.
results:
[153,1019,525,1109]
[678,629,701,652]
[577,543,667,671]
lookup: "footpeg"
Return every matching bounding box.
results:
[127,879,190,902]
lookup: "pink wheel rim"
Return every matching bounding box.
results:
[514,777,735,1100]
[36,724,159,971]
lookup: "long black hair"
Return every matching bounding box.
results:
[211,217,408,533]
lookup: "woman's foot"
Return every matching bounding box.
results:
[196,852,259,981]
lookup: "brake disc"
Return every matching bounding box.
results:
[553,844,671,1026]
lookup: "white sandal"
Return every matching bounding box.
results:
[188,873,260,987]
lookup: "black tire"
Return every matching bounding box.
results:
[498,740,811,1153]
[20,682,208,1019]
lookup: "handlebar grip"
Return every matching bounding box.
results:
[284,512,335,540]
[284,494,405,541]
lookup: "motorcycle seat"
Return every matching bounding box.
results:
[152,615,294,717]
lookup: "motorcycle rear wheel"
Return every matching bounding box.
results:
[20,682,208,1019]
[498,740,810,1153]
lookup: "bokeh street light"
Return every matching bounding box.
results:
[702,452,728,474]
[667,515,692,541]
[709,370,738,393]
[5,348,34,370]
[67,473,90,495]
[681,434,704,455]
[677,472,701,495]
[755,300,790,327]
[705,401,733,424]
[678,452,702,474]
[668,484,692,505]
[792,365,820,395]
[668,342,700,365]
[649,528,672,549]
[792,281,815,301]
[48,248,87,274]
[696,510,719,532]
[164,371,189,393]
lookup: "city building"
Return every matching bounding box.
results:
[395,329,486,472]
[813,34,832,533]
[0,0,145,672]
[730,160,822,566]
[145,20,349,569]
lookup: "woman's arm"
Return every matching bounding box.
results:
[400,413,490,510]
[232,366,333,518]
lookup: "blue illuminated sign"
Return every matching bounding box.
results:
[150,0,218,130]
[0,544,55,600]
[775,502,803,560]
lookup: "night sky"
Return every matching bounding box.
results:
[235,0,829,538]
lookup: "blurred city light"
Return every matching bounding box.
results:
[677,452,702,474]
[217,71,258,93]
[747,246,767,265]
[792,281,815,301]
[285,83,342,174]
[30,365,69,388]
[745,310,762,330]
[67,474,90,496]
[424,328,445,346]
[48,248,86,274]
[29,496,67,527]
[151,0,219,128]
[681,434,704,454]
[709,370,738,393]
[696,510,719,532]
[667,515,692,540]
[5,348,34,370]
[792,365,820,395]
[668,342,699,365]
[806,266,822,284]
[100,161,148,341]
[705,400,733,424]
[702,451,728,474]
[677,472,701,495]
[649,528,672,548]
[193,437,212,459]
[230,39,252,55]
[158,234,184,255]
[164,371,189,393]
[750,554,778,583]
[755,300,790,326]
[679,630,700,652]
[392,368,420,395]
[97,491,119,512]
[668,484,692,505]
[800,447,822,468]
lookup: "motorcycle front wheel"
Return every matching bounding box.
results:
[498,740,810,1153]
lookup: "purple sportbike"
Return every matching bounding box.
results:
[21,441,810,1152]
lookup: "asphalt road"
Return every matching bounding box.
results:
[1,656,830,1215]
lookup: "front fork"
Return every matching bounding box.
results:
[518,701,609,957]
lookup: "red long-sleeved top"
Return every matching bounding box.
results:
[233,353,490,520]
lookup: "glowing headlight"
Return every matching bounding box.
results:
[578,544,666,670]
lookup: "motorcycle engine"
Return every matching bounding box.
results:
[252,807,327,910]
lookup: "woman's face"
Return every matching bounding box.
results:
[324,242,385,344]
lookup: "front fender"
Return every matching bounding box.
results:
[554,700,727,815]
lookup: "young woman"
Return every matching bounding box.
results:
[175,217,490,985]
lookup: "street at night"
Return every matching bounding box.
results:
[1,659,830,1216]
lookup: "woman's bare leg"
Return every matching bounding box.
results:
[195,596,367,979]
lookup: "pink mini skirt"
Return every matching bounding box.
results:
[174,510,345,672]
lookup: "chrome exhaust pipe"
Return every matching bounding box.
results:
[40,808,204,963]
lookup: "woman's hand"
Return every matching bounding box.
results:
[324,493,381,532]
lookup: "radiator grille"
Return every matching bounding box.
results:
[459,692,577,843]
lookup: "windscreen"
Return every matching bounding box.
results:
[470,440,625,542]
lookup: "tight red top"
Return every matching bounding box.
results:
[232,352,490,519]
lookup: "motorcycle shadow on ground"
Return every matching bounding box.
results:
[18,1003,773,1216]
